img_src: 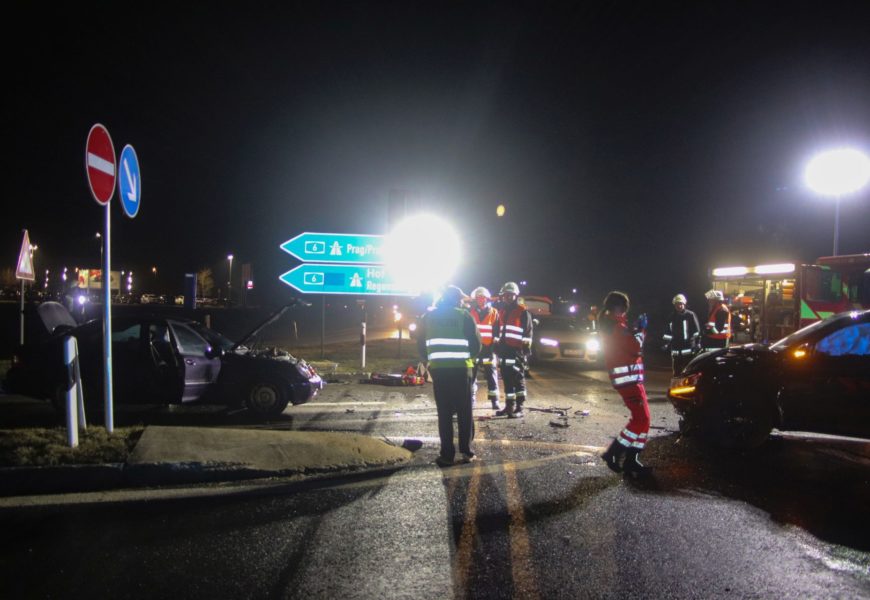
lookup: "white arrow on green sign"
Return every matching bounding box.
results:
[279,263,414,296]
[280,232,384,264]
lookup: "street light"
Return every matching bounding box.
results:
[384,214,460,294]
[227,254,234,305]
[805,148,870,256]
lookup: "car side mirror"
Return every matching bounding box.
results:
[205,345,224,359]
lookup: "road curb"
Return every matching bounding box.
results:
[0,458,410,498]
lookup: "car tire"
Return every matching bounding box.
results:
[704,392,773,450]
[246,377,290,418]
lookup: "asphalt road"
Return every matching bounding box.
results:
[2,362,869,599]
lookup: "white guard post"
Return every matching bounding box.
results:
[361,321,366,369]
[63,336,82,448]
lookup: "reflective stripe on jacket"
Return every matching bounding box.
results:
[422,307,477,369]
[470,306,499,346]
[705,304,731,341]
[600,313,644,389]
[499,304,532,349]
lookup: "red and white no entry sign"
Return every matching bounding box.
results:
[85,123,116,205]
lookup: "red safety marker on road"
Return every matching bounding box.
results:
[85,124,116,205]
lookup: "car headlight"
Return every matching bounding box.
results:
[668,372,702,400]
[409,322,417,332]
[539,337,559,347]
[585,339,600,353]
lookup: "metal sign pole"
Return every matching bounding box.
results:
[103,203,114,433]
[360,299,367,369]
[19,280,25,345]
[320,295,326,359]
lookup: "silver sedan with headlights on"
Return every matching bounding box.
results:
[531,315,602,365]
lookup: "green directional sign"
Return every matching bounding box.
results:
[279,263,414,296]
[280,232,384,264]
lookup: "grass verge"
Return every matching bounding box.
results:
[295,337,423,375]
[0,426,144,468]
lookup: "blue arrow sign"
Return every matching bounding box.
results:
[280,232,384,264]
[279,263,414,296]
[118,145,141,218]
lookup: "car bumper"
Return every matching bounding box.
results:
[290,375,324,405]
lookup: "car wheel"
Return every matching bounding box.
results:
[246,378,290,418]
[705,393,773,450]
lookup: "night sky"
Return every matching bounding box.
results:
[6,2,870,313]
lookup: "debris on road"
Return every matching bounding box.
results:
[360,367,427,386]
[549,419,570,428]
[528,406,570,416]
[574,410,591,417]
[345,408,356,414]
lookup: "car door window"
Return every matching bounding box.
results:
[172,324,210,356]
[815,323,870,357]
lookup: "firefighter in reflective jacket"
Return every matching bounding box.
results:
[495,281,533,418]
[417,285,481,467]
[598,291,651,477]
[469,286,501,410]
[702,289,731,351]
[663,293,701,375]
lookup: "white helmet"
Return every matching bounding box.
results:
[672,293,687,305]
[500,281,520,295]
[471,286,491,299]
[704,289,724,301]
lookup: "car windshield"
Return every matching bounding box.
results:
[188,322,237,352]
[769,318,831,351]
[538,318,582,332]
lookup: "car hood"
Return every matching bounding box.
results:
[232,300,310,351]
[686,343,772,372]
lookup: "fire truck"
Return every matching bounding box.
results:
[709,253,870,344]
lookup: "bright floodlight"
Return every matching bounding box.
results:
[805,148,870,197]
[384,213,461,294]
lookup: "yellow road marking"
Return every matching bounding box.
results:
[452,429,484,598]
[503,442,541,600]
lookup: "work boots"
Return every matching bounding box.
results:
[601,439,626,473]
[495,400,515,417]
[490,397,501,410]
[511,399,525,418]
[622,448,651,478]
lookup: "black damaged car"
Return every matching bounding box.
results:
[668,309,870,449]
[4,301,323,420]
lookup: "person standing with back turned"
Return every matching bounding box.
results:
[598,291,651,477]
[418,285,481,466]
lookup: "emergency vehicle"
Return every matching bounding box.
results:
[709,253,870,343]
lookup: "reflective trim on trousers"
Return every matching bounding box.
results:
[618,429,648,449]
[612,374,644,387]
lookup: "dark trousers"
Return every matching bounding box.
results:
[702,337,729,352]
[671,351,694,376]
[431,367,474,459]
[471,356,499,402]
[500,348,526,406]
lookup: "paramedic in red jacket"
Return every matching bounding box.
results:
[598,291,651,477]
